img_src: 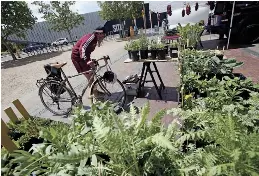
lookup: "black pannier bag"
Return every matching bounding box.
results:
[44,64,66,95]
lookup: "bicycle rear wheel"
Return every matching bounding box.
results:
[39,80,74,116]
[90,78,126,110]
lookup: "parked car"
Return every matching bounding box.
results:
[22,43,44,53]
[51,38,69,47]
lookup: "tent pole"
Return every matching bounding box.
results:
[227,1,235,49]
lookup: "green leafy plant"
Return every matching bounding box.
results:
[7,117,68,151]
[149,39,158,50]
[156,43,166,50]
[170,41,179,48]
[130,40,140,51]
[177,23,203,48]
[124,41,132,51]
[138,35,149,50]
[4,102,182,175]
[3,96,259,176]
[180,49,243,76]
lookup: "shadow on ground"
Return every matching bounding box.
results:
[1,51,63,69]
[123,86,179,112]
[139,86,179,102]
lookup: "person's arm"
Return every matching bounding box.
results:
[79,34,95,61]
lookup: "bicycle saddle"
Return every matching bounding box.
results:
[50,62,67,68]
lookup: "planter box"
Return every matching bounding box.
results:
[157,49,166,60]
[140,50,148,59]
[131,50,139,61]
[150,50,157,60]
[169,48,178,58]
[128,51,132,59]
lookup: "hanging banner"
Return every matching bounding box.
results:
[112,24,122,33]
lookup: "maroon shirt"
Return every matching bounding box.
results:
[71,33,97,73]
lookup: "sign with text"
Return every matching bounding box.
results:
[112,24,122,33]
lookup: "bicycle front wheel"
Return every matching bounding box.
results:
[90,78,126,109]
[39,80,74,116]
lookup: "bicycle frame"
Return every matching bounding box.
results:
[58,62,107,101]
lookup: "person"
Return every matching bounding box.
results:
[71,26,106,97]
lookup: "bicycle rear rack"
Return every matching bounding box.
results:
[36,78,46,89]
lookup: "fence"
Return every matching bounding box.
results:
[1,99,31,152]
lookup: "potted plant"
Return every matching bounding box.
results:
[169,41,178,58]
[149,40,158,59]
[139,36,149,59]
[124,41,132,59]
[177,23,203,49]
[130,40,140,61]
[156,43,166,60]
[161,38,169,55]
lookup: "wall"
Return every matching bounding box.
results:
[8,11,106,44]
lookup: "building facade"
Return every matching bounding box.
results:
[8,11,106,44]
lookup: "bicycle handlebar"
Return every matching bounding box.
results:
[93,55,110,69]
[96,55,110,62]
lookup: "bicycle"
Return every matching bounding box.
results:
[36,56,126,116]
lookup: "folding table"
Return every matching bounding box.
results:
[124,56,178,99]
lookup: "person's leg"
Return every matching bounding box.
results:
[83,71,105,98]
[83,72,94,87]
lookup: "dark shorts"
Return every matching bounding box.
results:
[71,57,91,73]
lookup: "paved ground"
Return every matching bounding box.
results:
[1,32,180,124]
[225,45,259,83]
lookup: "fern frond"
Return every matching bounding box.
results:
[136,102,150,130]
[151,133,177,151]
[93,116,110,141]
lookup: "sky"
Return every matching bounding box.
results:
[28,1,101,22]
[28,1,207,22]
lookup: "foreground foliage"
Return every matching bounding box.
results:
[2,97,259,175]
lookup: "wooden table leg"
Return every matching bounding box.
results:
[146,63,163,100]
[152,62,165,89]
[142,65,148,87]
[137,63,146,96]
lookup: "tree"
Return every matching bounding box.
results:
[32,1,84,42]
[129,1,143,25]
[1,1,37,60]
[98,1,143,37]
[127,1,144,27]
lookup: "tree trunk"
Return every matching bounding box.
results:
[15,44,21,58]
[67,29,73,45]
[3,41,17,60]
